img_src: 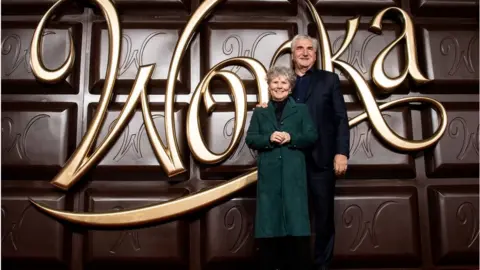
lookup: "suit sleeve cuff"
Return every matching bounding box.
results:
[336,149,349,159]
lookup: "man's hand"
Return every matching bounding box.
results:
[256,102,268,108]
[280,132,291,144]
[334,154,348,176]
[270,131,285,144]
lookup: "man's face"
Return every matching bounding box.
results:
[292,39,316,70]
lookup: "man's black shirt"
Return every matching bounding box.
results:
[292,68,314,104]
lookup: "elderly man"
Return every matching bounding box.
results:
[291,34,349,270]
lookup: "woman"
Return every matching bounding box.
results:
[245,66,318,270]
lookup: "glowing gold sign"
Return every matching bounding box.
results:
[29,0,447,227]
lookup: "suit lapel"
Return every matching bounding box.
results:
[304,69,322,102]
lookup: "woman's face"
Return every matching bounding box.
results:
[269,75,291,101]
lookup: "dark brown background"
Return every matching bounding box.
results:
[1,0,479,269]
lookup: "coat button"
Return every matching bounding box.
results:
[279,156,282,159]
[280,122,284,125]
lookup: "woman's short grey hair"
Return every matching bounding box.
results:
[266,66,297,88]
[291,34,318,52]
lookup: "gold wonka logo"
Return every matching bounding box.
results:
[29,0,447,227]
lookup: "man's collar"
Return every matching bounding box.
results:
[296,67,314,78]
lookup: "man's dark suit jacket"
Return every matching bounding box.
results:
[297,69,350,170]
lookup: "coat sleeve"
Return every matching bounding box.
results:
[331,73,350,158]
[245,110,274,150]
[289,106,318,149]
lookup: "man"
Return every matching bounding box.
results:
[259,34,349,270]
[291,34,349,270]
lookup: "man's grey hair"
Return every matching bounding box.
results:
[266,66,297,88]
[291,34,319,52]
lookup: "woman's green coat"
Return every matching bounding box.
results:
[246,97,318,238]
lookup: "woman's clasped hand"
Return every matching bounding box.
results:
[270,131,291,144]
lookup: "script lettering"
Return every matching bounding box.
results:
[28,0,447,227]
[187,58,267,164]
[30,0,185,190]
[303,1,446,152]
[369,7,430,91]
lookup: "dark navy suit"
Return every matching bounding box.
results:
[292,68,349,269]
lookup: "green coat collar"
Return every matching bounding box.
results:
[260,97,298,129]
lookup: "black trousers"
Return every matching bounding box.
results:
[307,167,336,269]
[256,236,311,270]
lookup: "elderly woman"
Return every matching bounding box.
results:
[246,66,317,270]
